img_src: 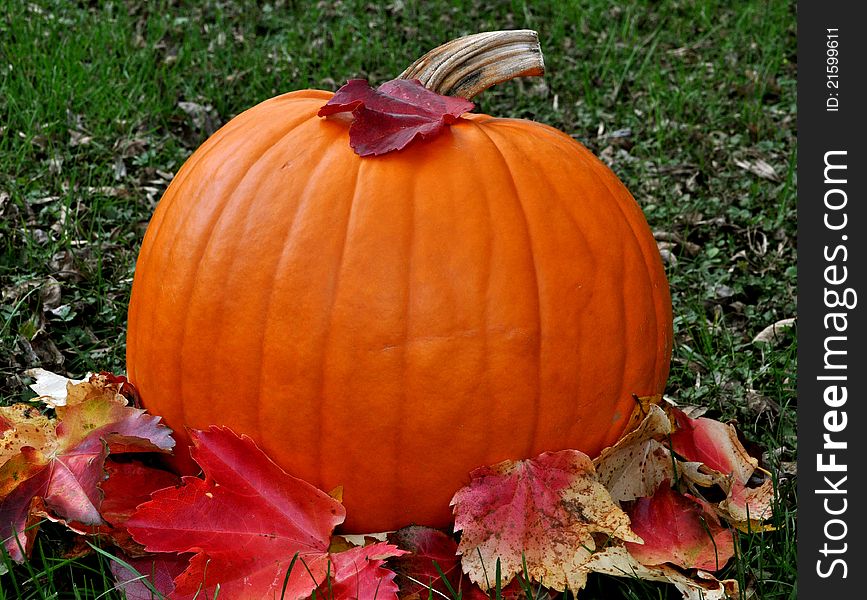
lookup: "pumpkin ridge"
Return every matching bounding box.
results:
[563,138,670,402]
[469,120,543,459]
[128,109,266,390]
[567,131,669,426]
[561,138,660,443]
[253,125,355,466]
[130,106,302,438]
[494,127,630,452]
[395,160,417,512]
[175,109,326,433]
[314,151,365,493]
[478,131,495,464]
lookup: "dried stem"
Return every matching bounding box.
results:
[398,30,545,99]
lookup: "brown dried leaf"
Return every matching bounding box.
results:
[594,405,675,503]
[751,317,796,344]
[584,546,739,600]
[734,158,780,182]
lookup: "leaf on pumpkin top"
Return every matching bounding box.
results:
[584,546,739,600]
[451,449,640,594]
[624,481,735,572]
[667,408,773,525]
[126,426,347,600]
[318,78,474,157]
[0,372,174,562]
[594,404,675,503]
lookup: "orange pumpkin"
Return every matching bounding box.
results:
[126,31,672,532]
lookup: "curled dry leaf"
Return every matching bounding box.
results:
[584,546,739,600]
[734,157,780,181]
[751,317,796,344]
[668,408,774,525]
[451,449,639,594]
[594,404,675,503]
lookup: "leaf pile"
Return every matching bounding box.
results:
[2,373,774,599]
[1,372,173,561]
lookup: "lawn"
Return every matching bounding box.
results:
[1,0,797,598]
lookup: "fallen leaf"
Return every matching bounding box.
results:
[0,466,48,562]
[177,101,221,135]
[110,552,188,600]
[24,368,90,407]
[389,526,461,596]
[734,158,780,181]
[584,546,738,600]
[751,317,796,344]
[0,404,54,468]
[625,482,735,572]
[721,474,775,527]
[319,541,406,600]
[126,426,346,600]
[594,404,675,503]
[389,526,488,599]
[667,409,773,524]
[451,450,639,594]
[668,409,756,486]
[0,374,174,561]
[318,78,474,156]
[94,459,181,554]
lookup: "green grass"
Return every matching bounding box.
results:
[1,0,796,598]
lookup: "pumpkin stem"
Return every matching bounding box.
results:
[398,30,545,100]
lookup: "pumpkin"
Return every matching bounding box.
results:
[126,31,672,532]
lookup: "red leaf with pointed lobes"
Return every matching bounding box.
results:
[318,78,474,156]
[451,450,639,594]
[317,541,406,600]
[625,481,735,572]
[126,426,346,600]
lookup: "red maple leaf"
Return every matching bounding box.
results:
[625,481,735,572]
[89,459,181,554]
[126,427,405,600]
[318,78,474,156]
[318,541,405,600]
